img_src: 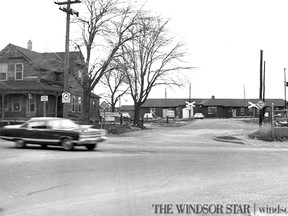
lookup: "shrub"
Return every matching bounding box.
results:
[249,124,288,141]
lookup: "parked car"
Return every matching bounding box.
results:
[143,113,156,119]
[194,113,204,119]
[0,117,107,151]
[121,112,131,119]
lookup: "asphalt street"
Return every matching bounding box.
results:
[1,119,288,216]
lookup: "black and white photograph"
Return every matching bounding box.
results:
[1,0,288,215]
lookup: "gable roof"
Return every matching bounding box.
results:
[0,43,84,72]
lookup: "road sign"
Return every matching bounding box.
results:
[62,92,71,103]
[256,100,265,110]
[41,96,48,102]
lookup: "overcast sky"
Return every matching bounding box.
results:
[1,0,288,103]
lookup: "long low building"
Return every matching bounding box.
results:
[139,96,286,119]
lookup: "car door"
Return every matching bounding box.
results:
[24,120,57,144]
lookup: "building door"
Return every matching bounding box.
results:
[232,109,237,117]
[27,95,36,117]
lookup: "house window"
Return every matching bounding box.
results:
[15,63,23,80]
[208,107,217,114]
[13,98,21,112]
[92,101,96,110]
[0,64,8,81]
[78,96,82,112]
[72,96,76,112]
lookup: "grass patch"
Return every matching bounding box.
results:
[249,124,288,141]
[93,122,134,134]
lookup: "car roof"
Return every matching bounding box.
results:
[29,117,66,121]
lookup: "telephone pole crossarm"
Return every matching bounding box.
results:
[55,0,81,5]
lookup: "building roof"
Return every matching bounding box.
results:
[0,81,62,93]
[142,98,205,108]
[0,43,84,72]
[142,98,286,108]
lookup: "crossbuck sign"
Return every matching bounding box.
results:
[185,101,195,110]
[248,100,265,110]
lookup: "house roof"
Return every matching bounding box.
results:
[142,98,286,108]
[0,44,84,72]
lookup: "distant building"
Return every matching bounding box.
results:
[0,42,100,124]
[140,97,286,119]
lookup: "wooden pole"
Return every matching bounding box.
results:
[284,68,287,109]
[259,50,263,126]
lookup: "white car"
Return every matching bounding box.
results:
[194,113,204,119]
[144,113,156,119]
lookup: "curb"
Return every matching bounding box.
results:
[213,136,246,145]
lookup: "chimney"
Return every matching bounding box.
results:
[27,40,32,51]
[211,95,215,99]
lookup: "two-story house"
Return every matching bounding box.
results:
[0,42,100,124]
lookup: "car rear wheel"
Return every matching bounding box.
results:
[86,144,96,151]
[15,139,26,148]
[61,138,74,151]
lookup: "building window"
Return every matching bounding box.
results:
[208,107,217,114]
[0,64,8,81]
[72,96,76,112]
[92,101,96,110]
[13,98,21,112]
[240,107,245,115]
[15,63,23,80]
[78,96,82,112]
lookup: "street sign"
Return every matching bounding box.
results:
[256,100,265,110]
[41,95,48,102]
[62,92,71,103]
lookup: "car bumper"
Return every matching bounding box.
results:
[74,136,107,145]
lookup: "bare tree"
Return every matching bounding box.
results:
[120,15,193,126]
[73,0,142,123]
[100,59,129,112]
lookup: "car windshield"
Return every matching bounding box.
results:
[48,119,79,130]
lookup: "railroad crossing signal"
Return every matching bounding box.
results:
[185,101,195,110]
[248,100,265,110]
[248,101,258,109]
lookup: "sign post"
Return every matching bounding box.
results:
[41,96,48,117]
[185,101,195,120]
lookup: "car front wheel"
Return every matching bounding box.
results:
[15,139,26,148]
[86,144,96,151]
[61,138,74,151]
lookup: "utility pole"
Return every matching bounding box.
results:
[259,50,263,126]
[284,68,287,109]
[55,0,81,118]
[189,82,191,120]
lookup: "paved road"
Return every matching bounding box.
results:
[1,119,288,216]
